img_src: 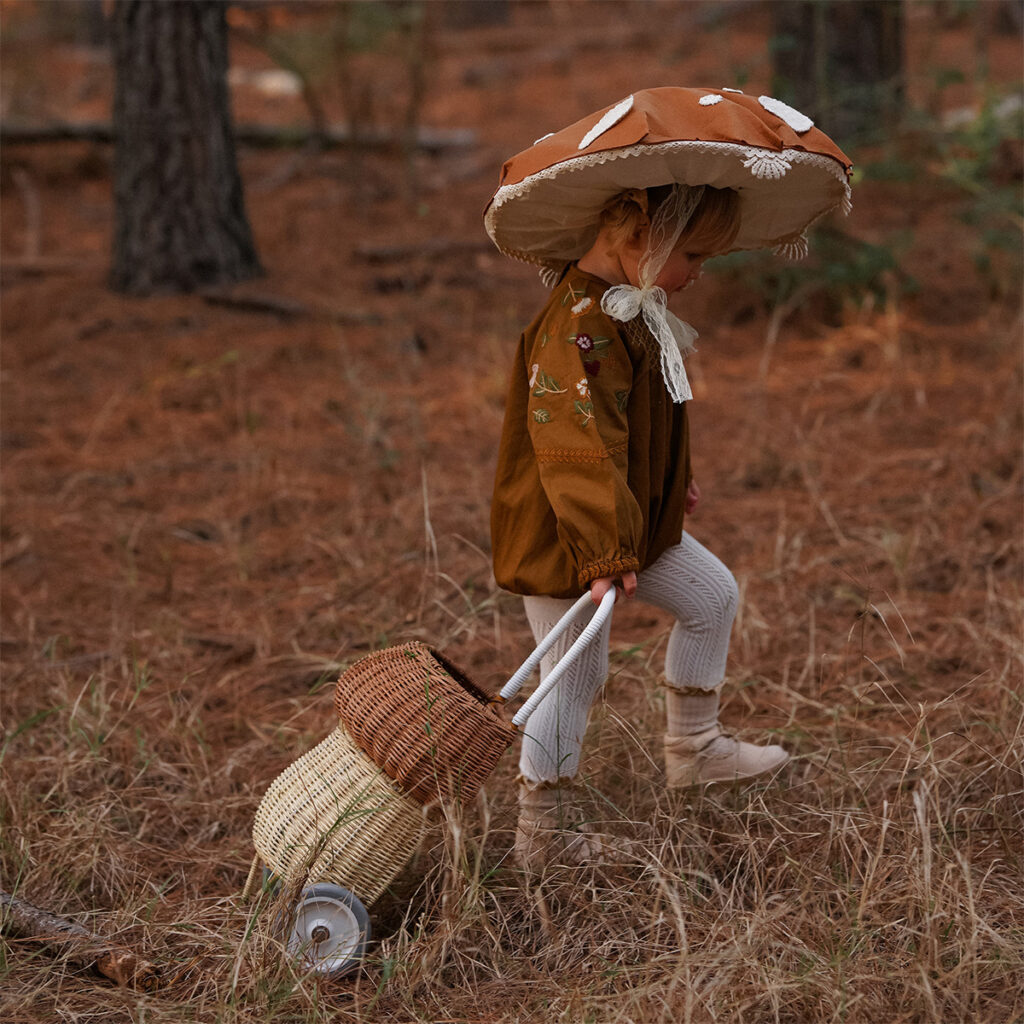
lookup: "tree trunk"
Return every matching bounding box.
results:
[773,0,904,143]
[110,0,262,295]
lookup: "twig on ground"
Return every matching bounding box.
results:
[0,889,161,990]
[1,257,84,277]
[41,651,114,670]
[199,287,382,325]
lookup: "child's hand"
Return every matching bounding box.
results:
[685,479,701,514]
[590,571,637,606]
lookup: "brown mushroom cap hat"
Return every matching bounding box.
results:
[484,86,853,276]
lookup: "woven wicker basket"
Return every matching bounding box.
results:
[252,724,426,906]
[247,591,613,914]
[334,642,515,805]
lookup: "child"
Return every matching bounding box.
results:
[485,88,852,869]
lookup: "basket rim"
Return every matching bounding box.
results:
[338,640,504,714]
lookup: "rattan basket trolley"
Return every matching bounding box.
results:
[245,589,615,977]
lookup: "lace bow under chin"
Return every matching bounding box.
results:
[600,284,698,403]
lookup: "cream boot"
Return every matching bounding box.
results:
[664,685,789,788]
[664,726,789,787]
[514,779,631,871]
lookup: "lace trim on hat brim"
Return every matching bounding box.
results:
[771,180,855,260]
[486,138,852,270]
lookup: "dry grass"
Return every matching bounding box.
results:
[2,632,1021,1023]
[2,298,1021,1021]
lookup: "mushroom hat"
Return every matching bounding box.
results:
[484,86,853,277]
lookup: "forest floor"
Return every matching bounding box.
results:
[1,2,1022,1022]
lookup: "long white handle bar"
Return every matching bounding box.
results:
[497,588,616,729]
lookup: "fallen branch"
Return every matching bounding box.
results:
[0,889,160,991]
[199,288,310,320]
[41,650,114,671]
[0,120,475,154]
[199,286,382,325]
[354,239,494,264]
[0,256,85,277]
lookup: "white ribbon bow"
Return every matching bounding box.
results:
[601,284,698,403]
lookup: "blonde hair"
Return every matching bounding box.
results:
[599,184,741,256]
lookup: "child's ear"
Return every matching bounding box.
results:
[625,223,648,254]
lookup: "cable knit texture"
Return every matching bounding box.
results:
[519,531,738,783]
[635,532,739,690]
[519,596,612,783]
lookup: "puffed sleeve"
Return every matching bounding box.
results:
[524,290,643,587]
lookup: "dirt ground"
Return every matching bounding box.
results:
[1,2,1022,1023]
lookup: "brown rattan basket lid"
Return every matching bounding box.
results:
[334,642,515,805]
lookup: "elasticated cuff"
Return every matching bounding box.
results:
[578,556,641,587]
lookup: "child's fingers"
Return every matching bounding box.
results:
[592,572,637,604]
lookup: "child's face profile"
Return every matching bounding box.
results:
[586,183,738,295]
[651,246,707,296]
[621,229,709,296]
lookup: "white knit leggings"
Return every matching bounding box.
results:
[519,532,739,783]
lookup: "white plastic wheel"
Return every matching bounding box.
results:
[286,883,371,978]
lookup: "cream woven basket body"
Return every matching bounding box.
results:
[251,723,425,906]
[248,590,614,913]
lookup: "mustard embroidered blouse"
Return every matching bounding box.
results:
[491,265,692,598]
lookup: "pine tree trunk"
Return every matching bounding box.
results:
[774,0,904,142]
[110,0,262,295]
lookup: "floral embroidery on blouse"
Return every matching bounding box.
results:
[532,369,566,397]
[575,378,590,398]
[529,363,539,388]
[569,330,612,377]
[574,398,595,427]
[561,282,589,308]
[570,296,595,317]
[532,408,551,424]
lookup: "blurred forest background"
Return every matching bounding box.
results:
[1,2,1021,1022]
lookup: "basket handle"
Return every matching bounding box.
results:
[497,588,616,729]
